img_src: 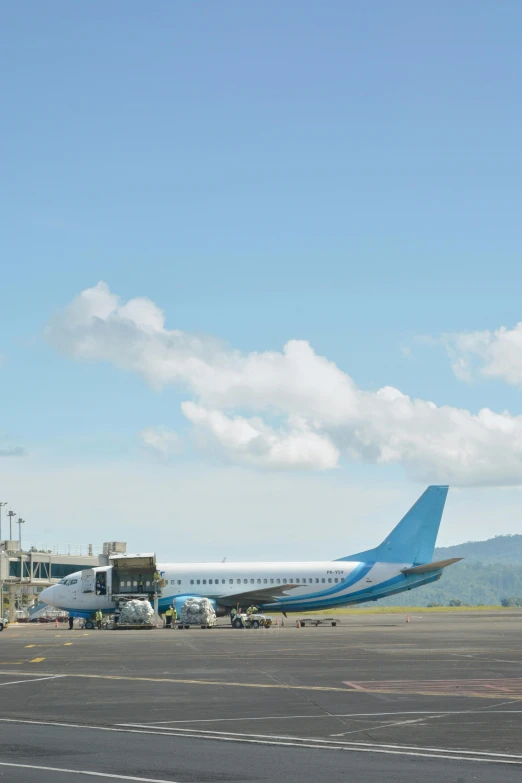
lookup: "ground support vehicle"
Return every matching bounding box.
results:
[0,618,7,631]
[298,617,338,627]
[231,612,272,629]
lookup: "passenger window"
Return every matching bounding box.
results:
[296,578,300,584]
[328,578,332,583]
[229,579,233,584]
[316,578,319,583]
[276,579,280,584]
[321,578,326,583]
[203,579,207,584]
[197,580,200,585]
[190,580,194,585]
[263,579,267,584]
[250,579,254,584]
[244,579,248,584]
[334,578,339,583]
[270,579,274,584]
[222,579,225,584]
[257,579,261,584]
[177,580,181,585]
[237,579,241,584]
[209,579,212,584]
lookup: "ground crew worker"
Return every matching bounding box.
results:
[246,605,258,616]
[153,570,161,583]
[95,608,103,630]
[68,614,74,630]
[165,606,174,628]
[172,606,177,624]
[137,575,144,593]
[230,607,237,625]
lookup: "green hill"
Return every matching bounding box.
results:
[375,535,522,607]
[434,534,522,565]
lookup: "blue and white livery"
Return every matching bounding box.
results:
[40,486,460,616]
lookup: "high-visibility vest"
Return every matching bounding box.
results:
[165,608,173,617]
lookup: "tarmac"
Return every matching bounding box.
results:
[0,611,522,782]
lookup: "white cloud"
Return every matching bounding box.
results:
[45,282,522,486]
[182,402,339,470]
[140,427,182,457]
[445,322,522,389]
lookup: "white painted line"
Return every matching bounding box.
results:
[0,763,180,782]
[0,717,520,766]
[0,676,64,687]
[140,708,522,725]
[120,724,522,760]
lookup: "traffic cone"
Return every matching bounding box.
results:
[296,620,301,628]
[405,614,410,623]
[55,618,58,627]
[275,618,279,627]
[281,617,285,627]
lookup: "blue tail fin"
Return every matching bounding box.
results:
[338,485,449,565]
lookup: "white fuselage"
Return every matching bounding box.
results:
[40,558,428,615]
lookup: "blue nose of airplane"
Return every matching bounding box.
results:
[40,585,56,605]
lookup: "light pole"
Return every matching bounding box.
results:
[0,502,7,542]
[7,511,16,541]
[17,518,25,551]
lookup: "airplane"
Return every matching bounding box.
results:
[40,485,461,618]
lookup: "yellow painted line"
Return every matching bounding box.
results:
[29,658,45,663]
[25,645,36,648]
[0,670,350,692]
[0,668,521,699]
[63,643,73,646]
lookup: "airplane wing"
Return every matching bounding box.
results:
[401,557,462,575]
[217,583,297,607]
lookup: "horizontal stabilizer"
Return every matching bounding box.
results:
[401,557,462,575]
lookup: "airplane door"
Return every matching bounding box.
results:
[82,569,96,593]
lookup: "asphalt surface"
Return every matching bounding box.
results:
[0,611,521,782]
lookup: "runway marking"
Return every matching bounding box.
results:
[64,643,73,646]
[342,677,522,699]
[0,717,521,766]
[1,668,522,698]
[0,670,350,692]
[25,645,36,648]
[29,658,46,663]
[116,723,522,761]
[141,708,522,725]
[343,680,365,691]
[0,675,64,687]
[0,763,183,782]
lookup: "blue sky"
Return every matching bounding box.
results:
[2,2,522,558]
